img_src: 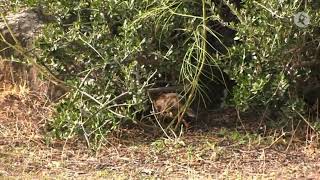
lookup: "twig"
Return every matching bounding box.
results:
[147,86,183,94]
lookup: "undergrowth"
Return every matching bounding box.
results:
[1,0,320,148]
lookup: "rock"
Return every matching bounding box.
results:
[0,7,52,57]
[0,8,66,102]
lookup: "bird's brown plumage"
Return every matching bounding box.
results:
[153,93,195,129]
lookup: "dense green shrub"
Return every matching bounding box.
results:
[227,1,320,114]
[16,0,320,145]
[28,0,219,145]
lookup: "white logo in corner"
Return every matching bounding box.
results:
[294,12,310,28]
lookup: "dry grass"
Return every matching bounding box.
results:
[0,81,320,179]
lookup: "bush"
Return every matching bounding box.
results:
[29,0,223,145]
[18,0,320,145]
[227,1,320,115]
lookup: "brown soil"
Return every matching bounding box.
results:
[0,79,320,179]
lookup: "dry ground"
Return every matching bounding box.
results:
[1,83,320,179]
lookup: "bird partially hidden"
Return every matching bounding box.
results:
[152,93,196,130]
